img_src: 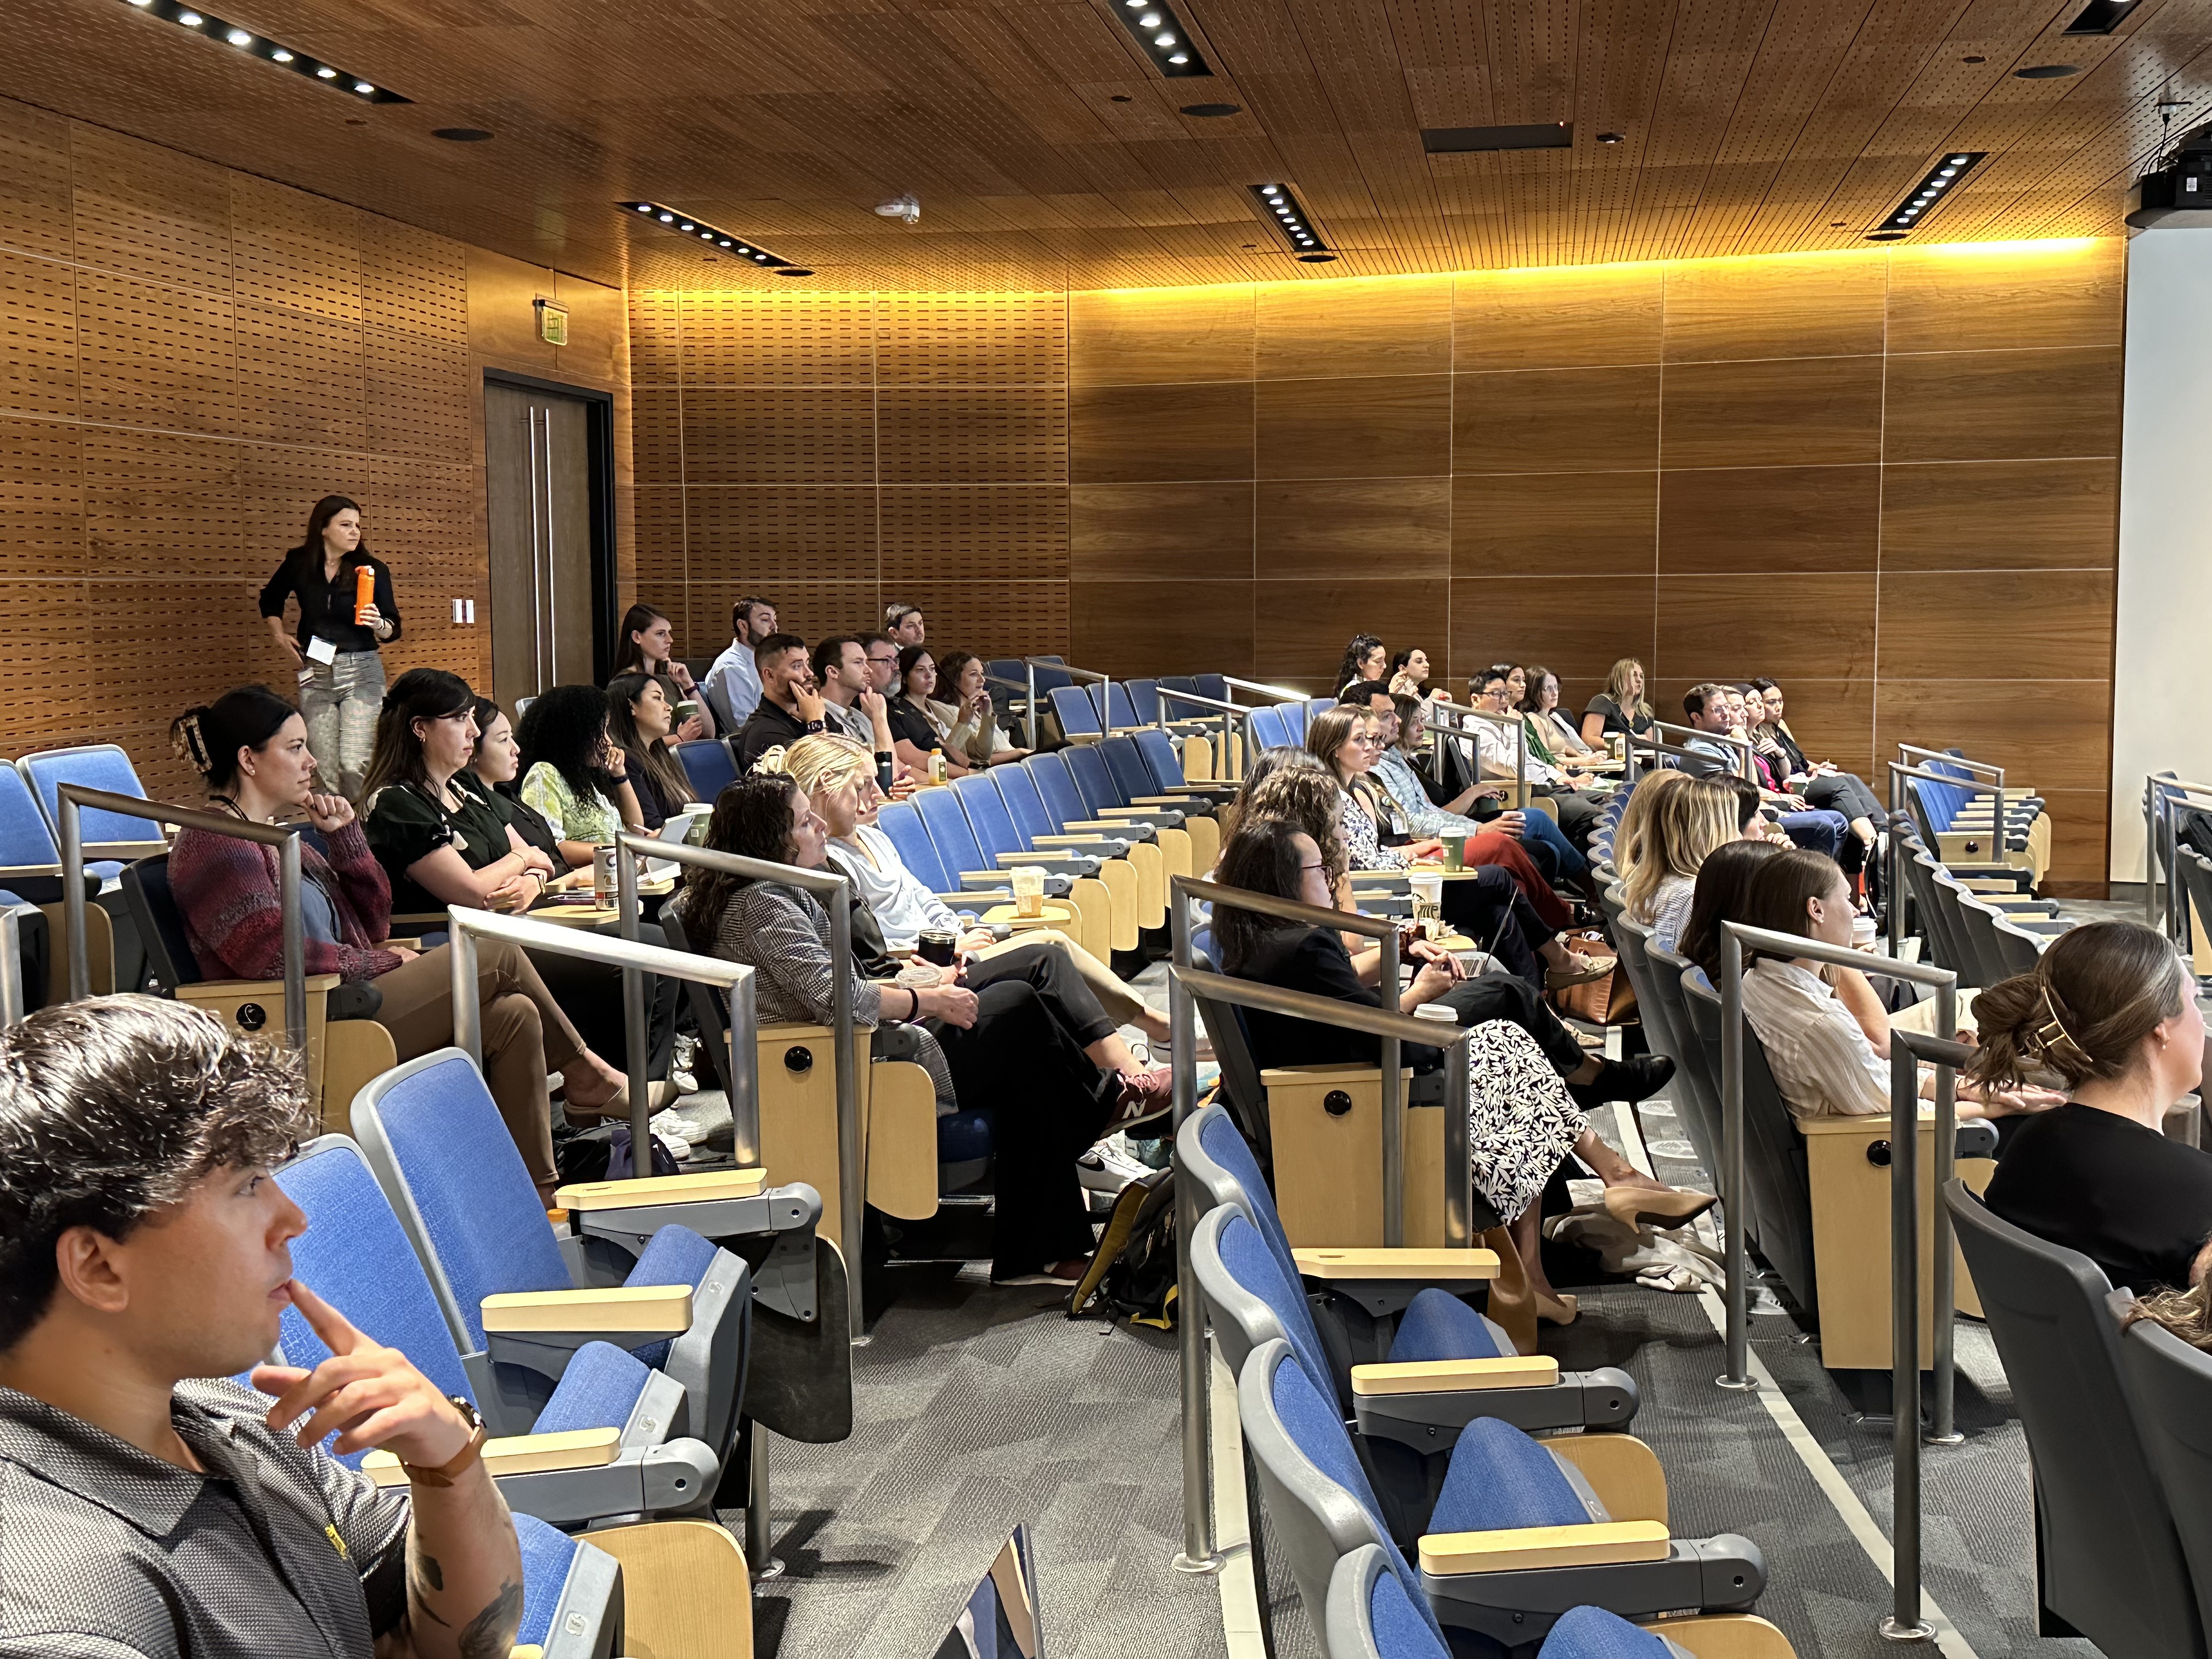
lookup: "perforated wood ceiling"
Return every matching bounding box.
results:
[6,0,2206,292]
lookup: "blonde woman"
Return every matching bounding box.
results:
[1581,657,1655,751]
[1620,776,1739,956]
[755,734,1172,1051]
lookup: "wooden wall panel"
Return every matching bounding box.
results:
[0,92,629,793]
[630,239,2123,883]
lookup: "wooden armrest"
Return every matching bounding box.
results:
[1062,819,1139,834]
[1093,806,1164,819]
[759,1022,834,1040]
[480,1283,692,1334]
[1295,1246,1501,1281]
[0,864,63,881]
[365,1426,620,1487]
[1351,1357,1559,1395]
[556,1168,766,1210]
[1419,1520,1670,1575]
[1030,833,1116,848]
[1544,1434,1669,1525]
[178,972,341,998]
[83,840,170,860]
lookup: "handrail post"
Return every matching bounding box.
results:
[1717,924,1755,1390]
[616,845,653,1172]
[1887,764,1906,960]
[1883,1035,1934,1643]
[1169,877,1220,1574]
[0,906,29,1028]
[1380,924,1403,1248]
[1927,981,1960,1447]
[827,874,861,1342]
[1442,1032,1472,1247]
[450,913,483,1068]
[60,793,85,1004]
[278,833,307,1053]
[1026,661,1039,753]
[2148,777,2163,928]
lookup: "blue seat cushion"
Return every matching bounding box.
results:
[1431,1417,1596,1535]
[528,1339,653,1436]
[1540,1604,1680,1657]
[939,1109,993,1163]
[1389,1287,1508,1364]
[514,1514,578,1649]
[623,1223,718,1369]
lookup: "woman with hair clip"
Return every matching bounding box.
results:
[257,495,399,799]
[1732,847,2061,1127]
[1581,657,1655,750]
[755,733,1172,1051]
[1212,815,1700,1324]
[1387,647,1441,700]
[1620,776,1740,956]
[613,602,712,741]
[1335,634,1387,699]
[364,673,681,1084]
[517,685,645,870]
[678,772,1161,1285]
[1307,703,1609,993]
[167,686,639,1200]
[606,672,695,833]
[1978,921,2212,1291]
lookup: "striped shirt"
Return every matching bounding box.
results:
[1740,958,1889,1119]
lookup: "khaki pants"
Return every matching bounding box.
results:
[370,939,587,1199]
[967,929,1155,1031]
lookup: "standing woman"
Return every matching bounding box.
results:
[1335,634,1386,698]
[258,496,398,799]
[614,603,713,742]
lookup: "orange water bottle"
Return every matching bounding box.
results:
[353,565,375,626]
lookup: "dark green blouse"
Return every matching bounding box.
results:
[364,774,512,916]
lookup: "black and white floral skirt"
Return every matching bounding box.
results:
[1464,1019,1588,1220]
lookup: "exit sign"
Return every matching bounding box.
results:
[534,298,569,346]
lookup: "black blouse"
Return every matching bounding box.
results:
[1222,924,1443,1071]
[1984,1103,2212,1292]
[1582,693,1651,738]
[259,548,400,653]
[887,696,944,755]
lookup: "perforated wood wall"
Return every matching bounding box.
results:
[637,238,2121,887]
[0,95,625,801]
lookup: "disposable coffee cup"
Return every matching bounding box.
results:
[1852,915,1878,948]
[1408,870,1444,907]
[1442,836,1466,872]
[1011,864,1045,918]
[1412,1003,1458,1024]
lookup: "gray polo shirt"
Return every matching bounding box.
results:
[0,1378,410,1657]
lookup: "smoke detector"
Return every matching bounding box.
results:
[874,193,921,224]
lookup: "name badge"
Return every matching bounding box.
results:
[305,636,338,665]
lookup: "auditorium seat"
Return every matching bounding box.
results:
[949,771,1119,957]
[1249,704,1295,752]
[1049,684,1103,743]
[678,737,738,804]
[348,1050,753,1465]
[272,1133,721,1526]
[18,743,164,876]
[2118,1297,2212,1641]
[917,777,1120,954]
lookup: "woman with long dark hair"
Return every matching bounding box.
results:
[605,672,694,832]
[613,602,712,741]
[1335,634,1386,699]
[517,685,644,869]
[257,495,398,798]
[167,685,636,1199]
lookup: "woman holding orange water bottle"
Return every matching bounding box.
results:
[258,494,400,799]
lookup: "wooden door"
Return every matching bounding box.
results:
[486,381,595,712]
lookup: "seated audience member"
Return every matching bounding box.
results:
[1389,691,1589,888]
[364,675,679,1091]
[1581,657,1656,750]
[1336,634,1387,699]
[1218,744,1334,853]
[1677,682,1848,861]
[1675,838,1785,974]
[606,671,695,833]
[1732,848,2059,1128]
[808,635,898,782]
[702,595,775,730]
[1727,685,1869,881]
[1388,647,1441,699]
[1465,665,1606,849]
[1620,775,1739,955]
[1748,678,1883,863]
[937,652,1030,768]
[1520,665,1605,766]
[759,733,1169,1043]
[734,632,830,771]
[0,996,526,1658]
[887,646,968,777]
[467,696,560,864]
[884,602,927,648]
[518,684,644,866]
[170,688,632,1199]
[1214,816,1698,1319]
[677,773,1148,1285]
[1607,769,1689,876]
[612,602,711,741]
[1977,921,2212,1292]
[1307,706,1609,993]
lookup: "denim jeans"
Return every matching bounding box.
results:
[300,648,384,799]
[1778,809,1849,859]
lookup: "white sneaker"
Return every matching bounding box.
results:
[1077,1131,1154,1196]
[647,1110,693,1162]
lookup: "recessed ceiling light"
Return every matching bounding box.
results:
[176,9,200,21]
[1597,131,1625,143]
[1872,150,1987,232]
[2015,63,2081,77]
[1108,0,1209,76]
[116,0,407,99]
[2062,0,2141,34]
[623,200,796,270]
[1247,182,1331,256]
[224,27,249,43]
[352,80,373,93]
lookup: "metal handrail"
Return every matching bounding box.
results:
[0,905,35,1028]
[1886,762,2011,958]
[605,841,863,1342]
[1897,743,2003,784]
[2142,773,2212,940]
[1220,676,1308,705]
[1621,729,1713,785]
[1650,719,1754,781]
[1167,872,1476,1575]
[1022,656,1110,752]
[1155,687,1245,782]
[1713,921,1959,1645]
[59,786,307,1050]
[611,834,760,1170]
[1427,702,1528,804]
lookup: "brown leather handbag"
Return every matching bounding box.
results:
[1548,927,1637,1025]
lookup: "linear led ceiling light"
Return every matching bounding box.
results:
[117,0,407,100]
[1110,0,1210,77]
[620,202,797,269]
[1871,151,1987,236]
[1249,183,1333,259]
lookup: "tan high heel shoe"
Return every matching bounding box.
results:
[1536,1292,1579,1326]
[1601,1184,1718,1230]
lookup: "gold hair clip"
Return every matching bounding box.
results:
[172,712,213,776]
[2032,984,2086,1063]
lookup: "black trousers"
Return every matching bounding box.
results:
[1420,972,1587,1078]
[1534,787,1605,850]
[1437,865,1551,988]
[528,921,681,1079]
[958,940,1119,1048]
[933,972,1118,1276]
[1801,771,1884,822]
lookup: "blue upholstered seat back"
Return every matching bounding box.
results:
[1051,685,1101,738]
[1027,752,1093,831]
[1099,736,1156,805]
[953,774,1024,861]
[678,738,737,803]
[1133,729,1186,792]
[1217,1209,1336,1398]
[992,766,1059,849]
[1249,706,1293,752]
[914,785,988,876]
[20,744,151,849]
[1268,1347,1429,1617]
[0,763,60,867]
[1196,1104,1301,1290]
[514,1515,583,1650]
[1063,743,1124,816]
[1367,1566,1451,1658]
[877,801,955,892]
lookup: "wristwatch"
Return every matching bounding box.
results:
[401,1396,489,1487]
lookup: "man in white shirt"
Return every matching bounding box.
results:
[1681,684,1846,859]
[702,596,775,731]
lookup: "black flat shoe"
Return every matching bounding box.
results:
[1568,1054,1674,1109]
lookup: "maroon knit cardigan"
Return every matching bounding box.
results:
[168,819,404,984]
